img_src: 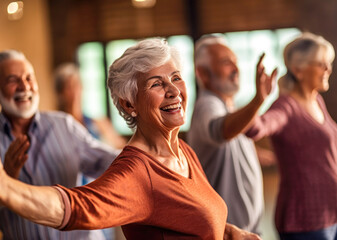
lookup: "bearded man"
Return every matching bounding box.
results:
[187,35,277,235]
[0,49,119,240]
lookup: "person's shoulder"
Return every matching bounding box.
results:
[179,139,198,159]
[38,111,83,131]
[39,110,75,121]
[197,90,222,103]
[194,90,226,115]
[270,94,294,109]
[179,138,189,149]
[115,146,147,161]
[110,146,151,173]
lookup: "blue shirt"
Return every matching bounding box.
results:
[0,111,119,240]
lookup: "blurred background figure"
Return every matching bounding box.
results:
[54,63,127,150]
[246,32,337,240]
[187,35,277,235]
[54,63,127,240]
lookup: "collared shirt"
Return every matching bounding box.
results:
[187,90,264,233]
[0,111,119,240]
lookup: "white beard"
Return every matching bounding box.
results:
[211,75,239,96]
[0,90,39,119]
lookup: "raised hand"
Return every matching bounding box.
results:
[255,53,278,102]
[4,135,30,179]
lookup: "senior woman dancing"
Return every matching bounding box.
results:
[246,32,337,240]
[0,39,262,240]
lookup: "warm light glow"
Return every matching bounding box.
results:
[7,1,24,20]
[132,0,156,8]
[7,2,19,14]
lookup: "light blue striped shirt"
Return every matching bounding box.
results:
[0,111,119,240]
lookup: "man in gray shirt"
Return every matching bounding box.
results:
[187,35,277,234]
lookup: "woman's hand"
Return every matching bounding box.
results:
[224,223,262,240]
[4,135,30,179]
[255,53,278,103]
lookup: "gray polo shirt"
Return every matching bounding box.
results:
[187,90,263,233]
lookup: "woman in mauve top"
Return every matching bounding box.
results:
[0,39,261,239]
[246,32,337,240]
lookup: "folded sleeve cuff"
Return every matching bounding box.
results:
[53,186,71,230]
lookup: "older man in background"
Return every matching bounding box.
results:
[187,35,277,234]
[0,49,119,240]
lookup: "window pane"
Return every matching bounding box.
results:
[106,40,137,136]
[77,42,107,118]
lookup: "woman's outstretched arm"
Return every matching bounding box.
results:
[0,135,65,228]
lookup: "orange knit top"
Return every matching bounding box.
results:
[56,140,227,239]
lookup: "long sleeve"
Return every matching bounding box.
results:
[56,141,228,239]
[245,95,291,141]
[246,94,337,232]
[57,153,154,230]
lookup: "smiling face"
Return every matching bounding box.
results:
[134,59,187,133]
[0,58,39,119]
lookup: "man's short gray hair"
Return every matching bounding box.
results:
[107,38,182,130]
[0,49,26,64]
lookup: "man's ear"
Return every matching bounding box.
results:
[196,66,211,88]
[119,98,135,115]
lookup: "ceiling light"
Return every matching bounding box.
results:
[132,0,156,8]
[7,1,24,20]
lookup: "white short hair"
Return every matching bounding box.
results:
[0,49,26,64]
[107,38,182,130]
[280,32,335,92]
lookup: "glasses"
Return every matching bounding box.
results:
[308,61,332,70]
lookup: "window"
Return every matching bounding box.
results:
[77,28,300,135]
[77,42,107,118]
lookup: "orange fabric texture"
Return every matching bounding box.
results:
[57,140,227,239]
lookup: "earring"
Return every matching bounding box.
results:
[131,112,137,117]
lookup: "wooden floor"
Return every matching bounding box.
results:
[260,167,280,240]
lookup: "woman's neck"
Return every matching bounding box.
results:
[129,127,189,177]
[291,83,318,102]
[129,127,180,157]
[290,84,324,124]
